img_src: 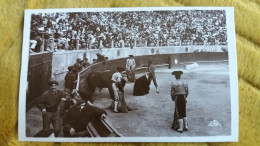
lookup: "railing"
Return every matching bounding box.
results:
[87,115,123,137]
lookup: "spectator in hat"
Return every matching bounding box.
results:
[170,71,189,133]
[36,79,69,137]
[64,66,77,94]
[29,40,37,53]
[62,66,78,117]
[77,65,83,72]
[74,58,81,69]
[81,62,89,69]
[147,61,159,93]
[81,58,90,68]
[63,100,107,137]
[68,43,75,50]
[104,56,109,63]
[125,55,136,82]
[111,67,125,113]
[96,53,106,64]
[92,59,97,64]
[33,35,43,53]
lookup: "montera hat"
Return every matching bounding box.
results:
[172,71,183,79]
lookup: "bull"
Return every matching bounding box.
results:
[85,70,127,102]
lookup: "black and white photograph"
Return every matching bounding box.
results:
[18,7,238,142]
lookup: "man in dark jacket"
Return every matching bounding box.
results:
[63,101,107,137]
[74,58,81,68]
[36,79,69,137]
[64,66,77,94]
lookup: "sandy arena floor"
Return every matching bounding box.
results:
[26,62,231,137]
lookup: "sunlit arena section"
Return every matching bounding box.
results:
[92,61,230,137]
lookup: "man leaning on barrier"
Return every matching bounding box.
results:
[62,100,107,137]
[36,79,70,137]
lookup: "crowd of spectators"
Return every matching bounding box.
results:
[30,10,227,53]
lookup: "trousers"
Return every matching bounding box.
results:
[42,109,61,137]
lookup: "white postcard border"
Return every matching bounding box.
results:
[18,7,239,142]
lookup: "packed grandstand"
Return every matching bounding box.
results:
[30,10,227,52]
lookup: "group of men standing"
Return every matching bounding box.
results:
[35,57,107,137]
[36,78,107,137]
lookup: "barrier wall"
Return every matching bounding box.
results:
[52,45,228,90]
[26,45,228,110]
[53,45,227,73]
[27,52,53,111]
[77,52,228,91]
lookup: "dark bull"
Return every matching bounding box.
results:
[85,70,126,102]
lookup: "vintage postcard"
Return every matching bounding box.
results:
[19,7,238,142]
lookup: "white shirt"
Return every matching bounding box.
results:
[111,72,122,83]
[126,59,136,70]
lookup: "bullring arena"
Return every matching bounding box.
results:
[26,49,231,137]
[24,9,232,139]
[93,62,231,137]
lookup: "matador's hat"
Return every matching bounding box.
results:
[172,71,183,79]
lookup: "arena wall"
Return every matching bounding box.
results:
[52,45,227,74]
[51,45,228,91]
[77,52,228,92]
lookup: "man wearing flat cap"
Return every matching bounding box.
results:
[111,67,125,113]
[125,55,136,82]
[74,58,81,69]
[63,100,107,137]
[171,71,189,133]
[36,79,69,137]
